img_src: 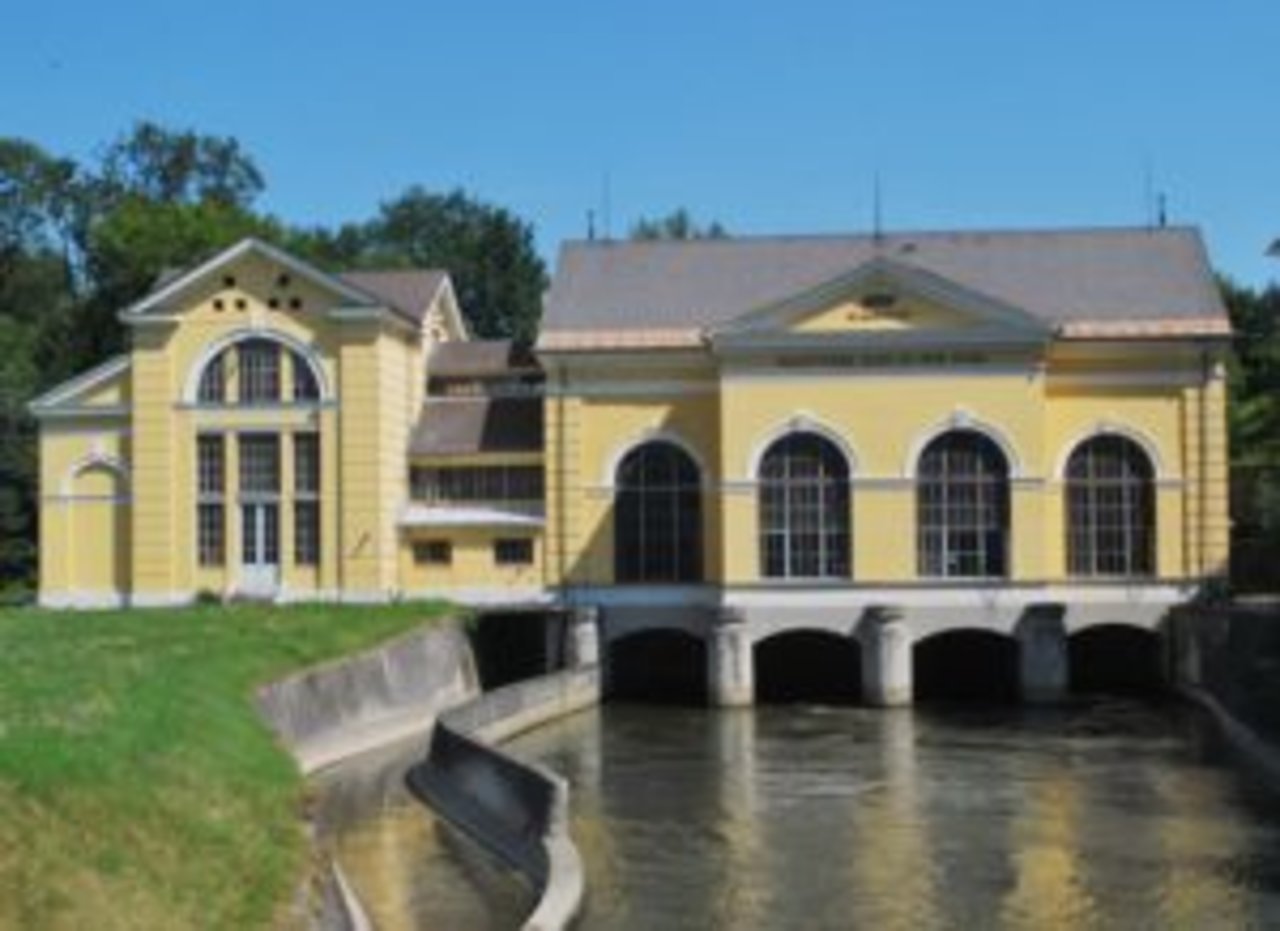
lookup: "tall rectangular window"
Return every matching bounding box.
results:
[294,433,320,566]
[196,434,225,566]
[240,434,280,496]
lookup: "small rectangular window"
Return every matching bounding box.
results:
[494,538,534,566]
[197,503,224,567]
[413,540,452,566]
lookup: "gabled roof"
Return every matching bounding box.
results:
[28,354,131,418]
[119,237,451,328]
[340,269,450,326]
[540,226,1229,348]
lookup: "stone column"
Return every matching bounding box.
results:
[568,605,601,668]
[1017,603,1068,703]
[709,607,754,707]
[861,605,912,706]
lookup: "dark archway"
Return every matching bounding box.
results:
[469,611,550,689]
[607,630,708,704]
[754,630,862,705]
[1069,624,1164,695]
[914,629,1019,703]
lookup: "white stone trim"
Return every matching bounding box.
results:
[600,427,710,490]
[1052,420,1169,481]
[903,408,1024,478]
[119,237,376,320]
[61,451,130,497]
[38,590,129,610]
[399,504,546,529]
[182,327,332,403]
[745,411,860,481]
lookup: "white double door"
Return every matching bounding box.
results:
[240,501,280,596]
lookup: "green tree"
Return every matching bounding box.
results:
[630,207,728,241]
[300,187,547,344]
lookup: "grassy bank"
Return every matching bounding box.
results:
[0,601,449,930]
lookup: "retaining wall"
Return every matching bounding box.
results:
[1169,601,1280,778]
[409,665,601,931]
[256,621,478,773]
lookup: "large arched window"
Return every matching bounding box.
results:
[1065,435,1155,576]
[191,336,325,405]
[917,430,1010,577]
[758,433,850,578]
[614,441,702,583]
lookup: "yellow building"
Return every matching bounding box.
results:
[32,227,1230,697]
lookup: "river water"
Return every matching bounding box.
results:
[313,700,1280,930]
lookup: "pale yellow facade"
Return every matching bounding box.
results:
[32,231,1231,612]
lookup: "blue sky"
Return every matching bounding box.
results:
[3,1,1278,285]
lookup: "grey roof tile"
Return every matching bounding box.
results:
[542,227,1226,333]
[340,269,446,324]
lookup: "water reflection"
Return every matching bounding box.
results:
[318,701,1280,931]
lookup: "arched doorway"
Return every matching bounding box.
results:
[754,630,862,704]
[68,462,129,603]
[1069,624,1164,695]
[607,630,708,704]
[913,629,1019,703]
[614,441,702,583]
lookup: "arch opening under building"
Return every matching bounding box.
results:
[914,629,1019,703]
[754,630,862,705]
[1069,624,1164,696]
[607,630,708,705]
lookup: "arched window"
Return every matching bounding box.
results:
[614,441,702,583]
[917,430,1010,577]
[758,433,850,578]
[1065,435,1154,576]
[291,350,319,401]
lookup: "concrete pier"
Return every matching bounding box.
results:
[569,606,601,669]
[1017,603,1068,703]
[861,606,912,706]
[710,607,754,706]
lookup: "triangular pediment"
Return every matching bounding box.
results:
[118,238,380,322]
[710,256,1051,349]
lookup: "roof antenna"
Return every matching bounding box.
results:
[587,209,596,242]
[872,170,885,247]
[1143,158,1155,230]
[602,170,613,242]
[1157,192,1168,228]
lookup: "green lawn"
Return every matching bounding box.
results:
[0,601,449,931]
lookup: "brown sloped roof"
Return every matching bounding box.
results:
[541,226,1228,340]
[410,397,543,456]
[340,269,447,324]
[427,340,541,378]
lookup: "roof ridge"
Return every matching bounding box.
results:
[560,224,1201,250]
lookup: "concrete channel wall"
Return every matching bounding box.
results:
[256,621,479,774]
[409,666,601,931]
[1169,601,1280,781]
